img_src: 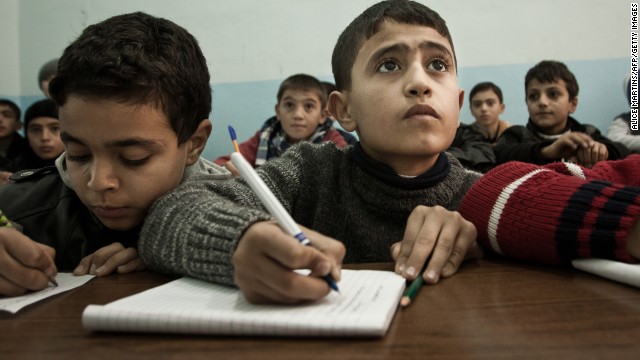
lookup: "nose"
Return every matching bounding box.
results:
[404,63,432,98]
[293,104,305,120]
[87,159,119,192]
[537,94,549,107]
[40,128,54,142]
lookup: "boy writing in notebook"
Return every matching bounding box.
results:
[0,12,230,296]
[140,0,483,304]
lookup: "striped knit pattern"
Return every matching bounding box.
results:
[459,156,640,265]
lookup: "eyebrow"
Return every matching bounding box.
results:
[368,40,454,68]
[281,96,319,104]
[60,132,163,148]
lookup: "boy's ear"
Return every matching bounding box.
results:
[569,96,578,114]
[328,91,357,132]
[185,119,212,166]
[457,89,465,126]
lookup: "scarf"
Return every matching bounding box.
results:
[255,116,333,166]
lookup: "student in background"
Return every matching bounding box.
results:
[446,123,495,173]
[214,74,351,175]
[0,99,27,184]
[38,58,59,99]
[0,12,230,296]
[468,82,510,144]
[495,60,629,167]
[607,74,639,153]
[22,99,65,169]
[140,0,483,304]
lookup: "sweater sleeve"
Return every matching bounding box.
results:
[138,173,273,287]
[139,144,315,286]
[494,126,552,165]
[458,157,640,265]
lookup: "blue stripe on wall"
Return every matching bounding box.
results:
[3,57,631,161]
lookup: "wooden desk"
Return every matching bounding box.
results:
[2,258,639,360]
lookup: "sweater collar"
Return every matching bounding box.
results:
[352,142,450,190]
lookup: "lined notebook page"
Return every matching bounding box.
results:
[82,269,406,337]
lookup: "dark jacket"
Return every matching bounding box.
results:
[0,167,138,271]
[494,116,630,165]
[0,133,29,172]
[447,123,496,173]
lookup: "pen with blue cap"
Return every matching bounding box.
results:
[227,125,339,292]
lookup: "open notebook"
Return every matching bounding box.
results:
[82,269,406,337]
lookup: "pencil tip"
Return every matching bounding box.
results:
[400,296,411,307]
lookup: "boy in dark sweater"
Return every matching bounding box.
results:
[140,0,482,304]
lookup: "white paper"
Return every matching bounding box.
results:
[0,273,95,314]
[82,269,405,337]
[572,258,640,288]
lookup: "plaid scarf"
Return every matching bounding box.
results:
[255,116,333,166]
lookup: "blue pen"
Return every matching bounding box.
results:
[227,125,340,292]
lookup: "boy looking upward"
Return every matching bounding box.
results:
[495,60,628,167]
[0,12,230,296]
[140,0,482,304]
[468,82,510,144]
[214,74,350,175]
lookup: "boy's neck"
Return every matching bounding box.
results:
[352,143,450,190]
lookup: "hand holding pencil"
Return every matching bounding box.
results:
[0,222,58,297]
[391,205,481,307]
[228,126,344,304]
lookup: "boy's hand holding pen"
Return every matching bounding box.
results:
[228,126,344,304]
[0,214,58,296]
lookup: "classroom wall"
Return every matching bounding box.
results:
[0,0,631,160]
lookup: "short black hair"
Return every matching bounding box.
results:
[525,60,579,100]
[38,58,58,90]
[469,82,503,104]
[332,0,456,91]
[0,99,21,122]
[49,12,211,145]
[276,74,327,108]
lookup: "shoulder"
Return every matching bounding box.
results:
[0,166,71,219]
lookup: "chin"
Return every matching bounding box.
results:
[97,218,140,232]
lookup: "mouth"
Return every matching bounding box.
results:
[91,206,130,219]
[404,104,439,120]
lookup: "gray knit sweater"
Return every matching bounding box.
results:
[139,142,481,287]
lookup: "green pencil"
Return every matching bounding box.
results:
[400,270,425,307]
[0,209,13,228]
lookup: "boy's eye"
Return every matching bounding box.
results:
[527,93,539,101]
[377,60,400,73]
[283,102,294,110]
[548,91,560,100]
[65,153,91,163]
[427,59,448,72]
[122,156,150,166]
